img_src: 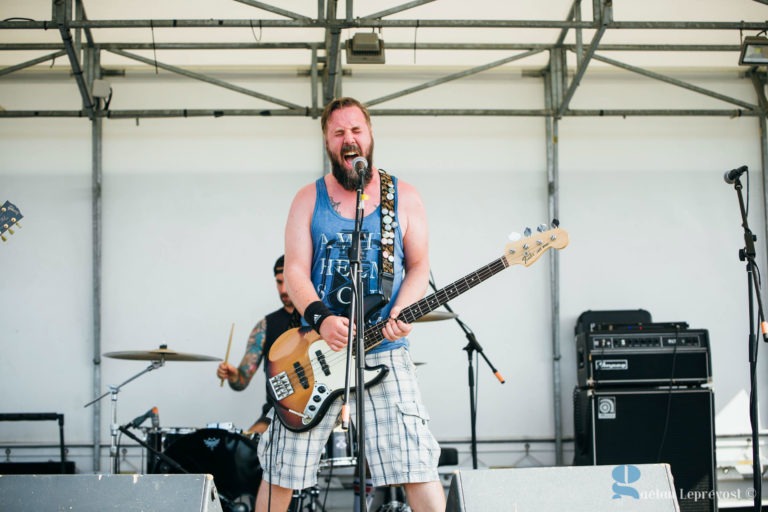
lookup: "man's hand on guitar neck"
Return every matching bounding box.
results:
[382,305,412,341]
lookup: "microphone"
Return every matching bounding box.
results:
[351,156,368,174]
[724,165,748,184]
[151,407,160,429]
[128,407,155,428]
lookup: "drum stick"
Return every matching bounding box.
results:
[220,323,235,387]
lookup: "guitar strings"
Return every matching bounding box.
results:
[272,229,566,401]
[273,258,509,395]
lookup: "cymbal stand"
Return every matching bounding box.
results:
[84,359,165,473]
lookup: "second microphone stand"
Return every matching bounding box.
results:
[428,276,505,470]
[728,170,766,512]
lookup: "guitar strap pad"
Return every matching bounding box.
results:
[378,169,396,303]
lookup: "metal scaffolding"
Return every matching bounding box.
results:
[2,0,768,471]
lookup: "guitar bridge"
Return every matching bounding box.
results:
[269,371,294,400]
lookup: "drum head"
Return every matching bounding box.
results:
[155,428,261,508]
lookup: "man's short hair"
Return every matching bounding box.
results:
[320,97,371,134]
[273,255,284,276]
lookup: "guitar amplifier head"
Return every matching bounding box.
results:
[576,328,711,388]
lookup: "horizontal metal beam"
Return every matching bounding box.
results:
[0,108,758,118]
[0,42,741,52]
[2,19,767,30]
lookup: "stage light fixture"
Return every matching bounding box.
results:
[739,36,768,65]
[345,33,385,64]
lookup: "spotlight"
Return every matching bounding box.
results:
[739,36,768,65]
[345,33,385,64]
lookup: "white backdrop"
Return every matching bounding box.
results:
[1,66,766,472]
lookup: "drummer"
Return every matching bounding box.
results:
[216,255,301,434]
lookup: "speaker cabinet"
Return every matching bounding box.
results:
[574,387,716,512]
[447,464,679,512]
[0,473,224,511]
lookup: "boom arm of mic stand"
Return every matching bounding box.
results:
[117,425,189,474]
[428,280,506,383]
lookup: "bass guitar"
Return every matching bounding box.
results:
[266,222,569,432]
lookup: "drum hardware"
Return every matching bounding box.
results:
[117,423,188,474]
[84,344,221,474]
[141,425,196,473]
[376,486,411,512]
[319,425,357,470]
[289,486,326,512]
[151,428,261,512]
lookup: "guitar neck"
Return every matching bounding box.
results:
[363,256,509,351]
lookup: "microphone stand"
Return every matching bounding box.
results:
[428,275,505,470]
[728,171,765,512]
[83,359,164,474]
[340,165,368,512]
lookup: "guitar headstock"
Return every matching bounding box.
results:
[1,201,23,242]
[503,220,569,267]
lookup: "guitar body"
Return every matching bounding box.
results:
[266,327,389,432]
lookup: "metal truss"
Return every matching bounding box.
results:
[0,0,767,119]
[3,0,768,471]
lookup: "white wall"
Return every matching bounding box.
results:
[1,66,766,472]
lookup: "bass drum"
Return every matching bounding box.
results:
[155,428,261,512]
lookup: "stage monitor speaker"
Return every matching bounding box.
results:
[446,464,679,512]
[0,473,224,512]
[573,387,716,512]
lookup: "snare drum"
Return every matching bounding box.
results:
[153,428,262,511]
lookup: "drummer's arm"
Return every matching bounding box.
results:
[229,318,267,390]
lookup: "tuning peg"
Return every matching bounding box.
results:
[551,219,560,228]
[524,227,532,238]
[508,232,522,242]
[537,223,548,233]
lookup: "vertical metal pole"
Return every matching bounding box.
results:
[545,48,564,466]
[84,40,104,472]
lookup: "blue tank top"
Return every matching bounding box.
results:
[310,175,407,353]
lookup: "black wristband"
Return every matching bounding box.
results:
[304,300,333,333]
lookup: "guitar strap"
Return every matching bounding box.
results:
[378,169,396,303]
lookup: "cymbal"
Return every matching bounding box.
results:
[415,311,457,322]
[104,346,221,362]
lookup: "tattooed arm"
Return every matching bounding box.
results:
[216,318,267,390]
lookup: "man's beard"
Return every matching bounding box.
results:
[329,143,374,191]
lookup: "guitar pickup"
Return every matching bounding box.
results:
[294,361,310,389]
[268,371,294,400]
[315,350,331,376]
